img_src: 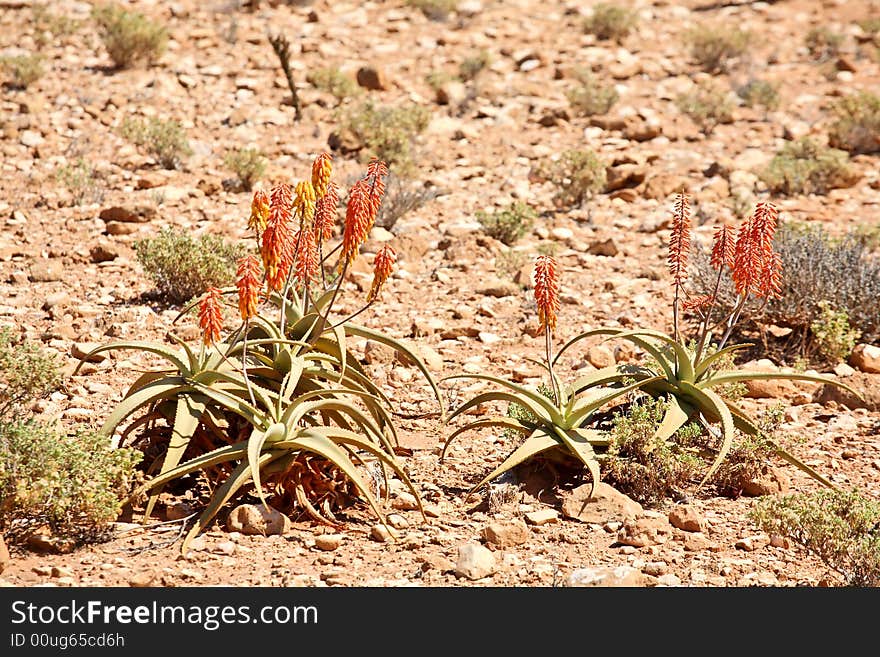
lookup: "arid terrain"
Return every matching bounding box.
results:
[0,0,879,587]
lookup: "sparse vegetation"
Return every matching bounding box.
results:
[0,54,44,90]
[0,327,61,415]
[92,3,168,69]
[828,91,880,154]
[119,117,193,170]
[760,137,855,196]
[459,50,491,81]
[566,69,619,117]
[583,3,638,42]
[32,3,81,46]
[376,174,441,230]
[476,202,537,246]
[224,148,267,192]
[134,228,245,304]
[407,0,457,21]
[535,149,607,207]
[737,79,780,111]
[338,101,430,172]
[306,67,361,101]
[805,26,844,61]
[810,301,861,364]
[675,81,734,133]
[56,158,103,205]
[685,24,751,72]
[752,489,880,586]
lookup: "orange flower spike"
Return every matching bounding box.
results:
[732,201,779,298]
[261,183,295,290]
[710,224,735,271]
[533,255,560,333]
[293,226,319,288]
[682,294,713,313]
[364,159,388,228]
[198,287,224,347]
[668,192,691,285]
[314,181,339,242]
[311,152,333,199]
[294,180,317,229]
[248,188,270,234]
[235,255,262,321]
[367,244,396,303]
[758,251,783,300]
[340,178,371,269]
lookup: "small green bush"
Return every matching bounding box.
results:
[606,396,704,506]
[56,158,103,205]
[0,327,61,417]
[805,26,844,61]
[828,91,880,155]
[306,67,361,101]
[375,173,441,230]
[476,202,537,246]
[810,301,861,364]
[760,137,855,196]
[459,50,491,81]
[92,3,168,69]
[224,147,267,192]
[685,24,751,72]
[583,3,638,42]
[566,69,619,117]
[675,81,734,134]
[737,79,780,111]
[751,489,880,586]
[407,0,457,21]
[0,54,44,90]
[120,117,192,170]
[535,149,607,207]
[339,101,430,172]
[32,3,81,46]
[0,422,141,544]
[134,227,245,304]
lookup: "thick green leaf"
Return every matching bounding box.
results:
[447,391,553,425]
[567,376,663,427]
[614,329,694,382]
[441,416,533,462]
[693,343,753,380]
[699,371,863,400]
[73,341,189,376]
[678,382,735,487]
[247,423,287,508]
[652,395,695,443]
[188,381,270,426]
[553,425,602,492]
[99,377,191,437]
[568,366,654,396]
[554,328,678,382]
[466,430,562,497]
[139,441,248,494]
[444,374,564,425]
[769,441,836,489]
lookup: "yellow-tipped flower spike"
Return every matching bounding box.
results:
[248,188,270,234]
[367,244,396,303]
[311,152,333,199]
[294,180,316,229]
[198,287,224,347]
[235,255,262,321]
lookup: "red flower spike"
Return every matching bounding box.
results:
[367,244,396,303]
[710,224,735,272]
[293,226,319,288]
[314,181,339,243]
[340,178,371,269]
[235,255,262,321]
[533,255,560,333]
[198,287,224,347]
[668,193,691,285]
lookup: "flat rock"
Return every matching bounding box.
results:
[128,572,157,587]
[617,517,671,547]
[566,566,647,587]
[29,261,63,282]
[585,345,615,369]
[455,543,497,580]
[99,205,156,223]
[668,505,707,533]
[481,520,530,548]
[89,242,119,263]
[736,535,770,552]
[71,342,107,363]
[740,465,790,497]
[560,482,643,524]
[225,504,290,536]
[587,238,619,257]
[850,344,880,374]
[478,280,520,298]
[524,508,559,525]
[814,373,880,411]
[315,534,343,551]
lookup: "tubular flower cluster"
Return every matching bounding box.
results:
[261,183,295,291]
[314,181,339,243]
[248,188,270,234]
[293,226,319,288]
[339,178,372,269]
[668,192,691,285]
[294,180,316,229]
[732,201,780,298]
[235,255,262,321]
[682,294,713,313]
[367,244,396,303]
[710,224,735,271]
[198,287,224,347]
[365,158,388,220]
[311,152,333,199]
[533,255,560,333]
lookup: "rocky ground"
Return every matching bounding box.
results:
[0,0,878,587]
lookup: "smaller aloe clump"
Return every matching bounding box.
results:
[79,153,443,551]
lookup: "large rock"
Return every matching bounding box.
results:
[226,504,290,536]
[668,505,707,533]
[744,378,798,399]
[99,205,156,223]
[481,520,530,548]
[814,373,880,411]
[617,517,672,547]
[566,566,647,587]
[0,535,9,574]
[850,344,880,374]
[560,482,643,524]
[455,543,497,580]
[356,66,389,91]
[740,465,790,497]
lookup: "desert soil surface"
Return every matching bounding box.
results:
[0,0,879,587]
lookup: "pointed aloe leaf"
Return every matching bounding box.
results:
[279,357,305,409]
[553,426,602,492]
[613,330,694,382]
[444,374,563,425]
[99,377,191,437]
[724,401,762,436]
[442,416,533,462]
[522,356,568,407]
[698,371,863,399]
[447,391,552,425]
[192,368,277,413]
[286,398,392,454]
[467,430,562,498]
[73,341,189,376]
[554,328,623,364]
[139,441,248,494]
[567,376,664,427]
[768,440,836,489]
[144,394,207,520]
[347,322,445,419]
[694,343,753,380]
[248,422,287,509]
[188,380,269,426]
[568,365,653,395]
[678,382,735,488]
[652,395,696,443]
